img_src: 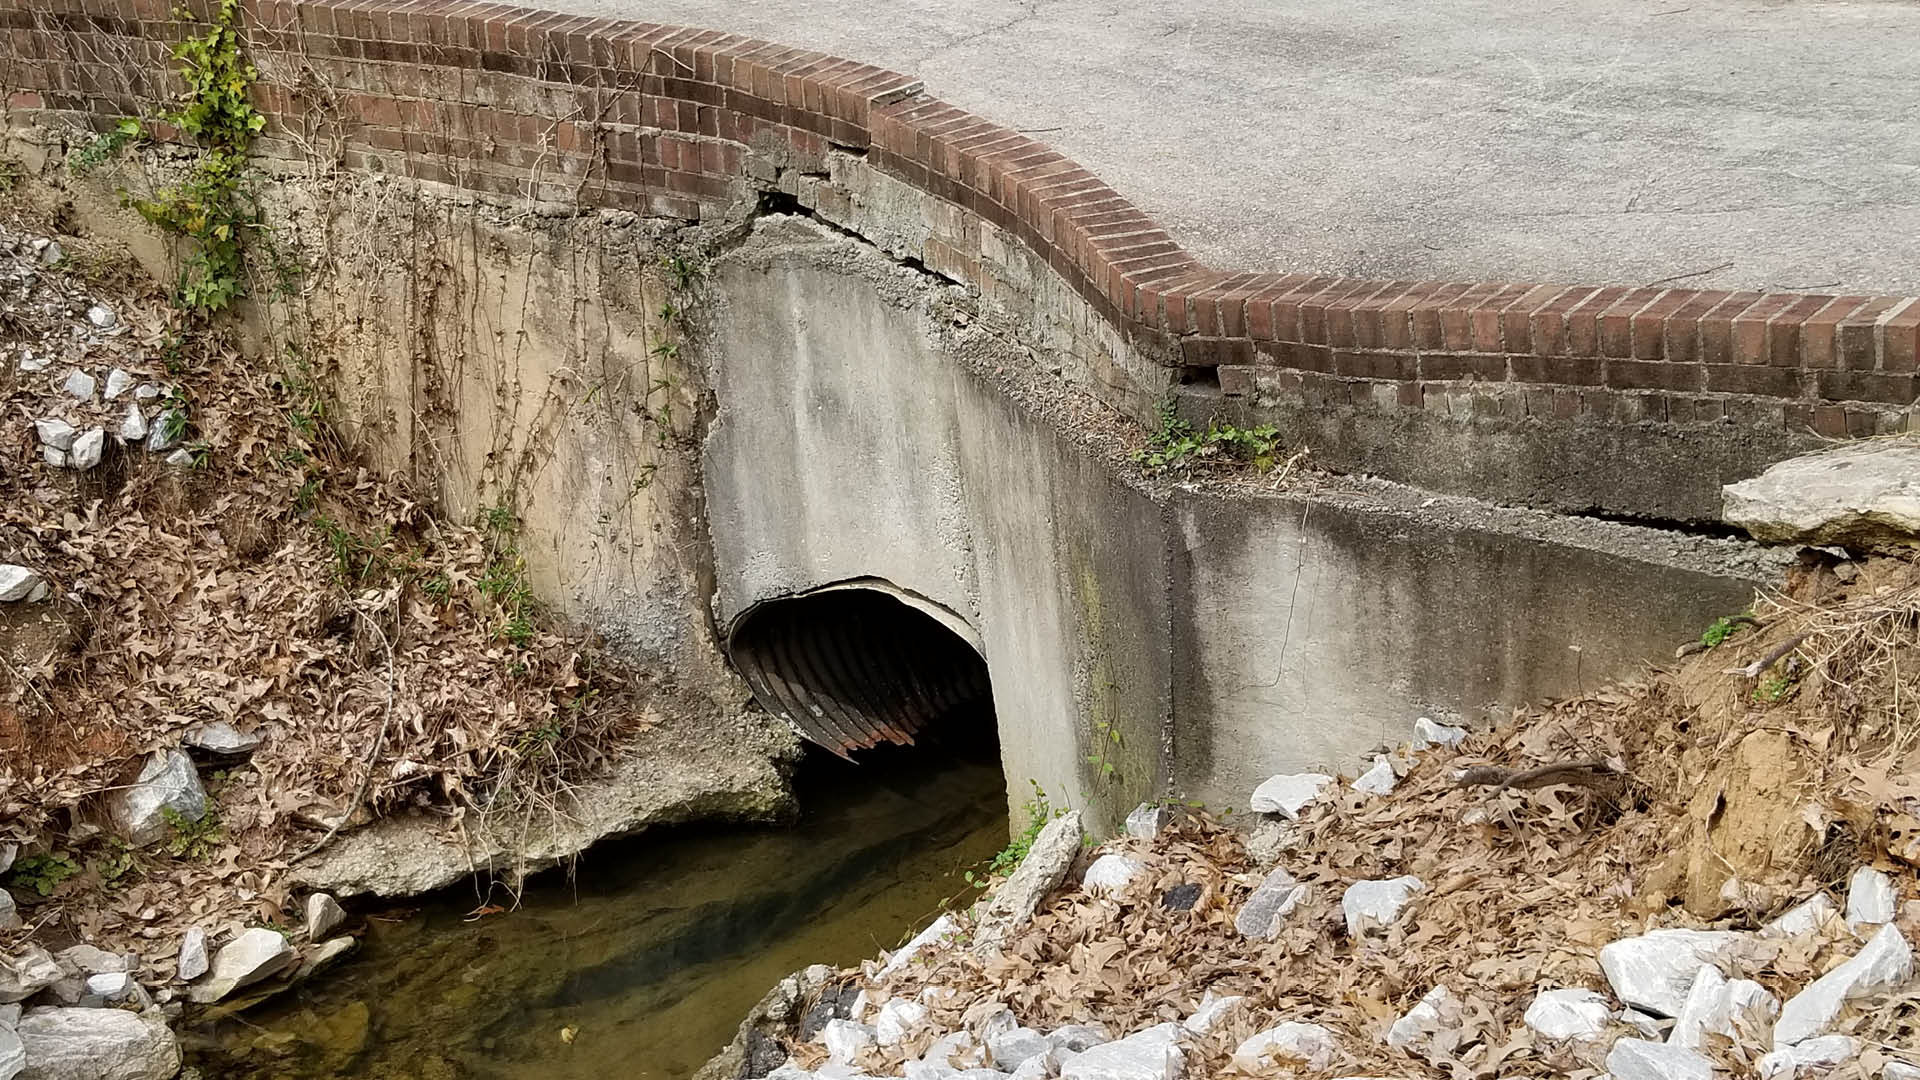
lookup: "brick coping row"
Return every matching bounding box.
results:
[6,0,1918,414]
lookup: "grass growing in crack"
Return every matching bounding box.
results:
[1133,398,1281,474]
[963,781,1060,889]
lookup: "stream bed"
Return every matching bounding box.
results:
[186,741,1008,1079]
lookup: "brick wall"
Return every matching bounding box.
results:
[5,0,1916,442]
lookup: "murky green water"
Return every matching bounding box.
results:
[186,741,1007,1080]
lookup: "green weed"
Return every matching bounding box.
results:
[163,807,223,860]
[1132,398,1281,473]
[963,781,1061,889]
[69,117,143,174]
[7,852,81,897]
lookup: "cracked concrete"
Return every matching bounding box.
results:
[528,0,1920,294]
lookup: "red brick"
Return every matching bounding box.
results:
[1607,358,1703,392]
[1811,405,1849,437]
[1420,352,1508,382]
[1351,281,1419,350]
[1836,297,1904,370]
[1439,282,1503,352]
[1801,296,1869,369]
[1628,290,1693,359]
[1407,283,1473,350]
[1880,299,1920,373]
[1298,280,1373,345]
[1564,286,1629,357]
[1766,294,1836,368]
[1268,277,1342,344]
[1379,283,1438,350]
[1698,292,1764,365]
[1327,281,1398,349]
[1508,354,1603,386]
[1596,288,1663,358]
[1466,283,1533,352]
[1704,364,1803,398]
[1496,284,1568,354]
[1816,370,1916,405]
[1529,286,1600,356]
[1243,274,1317,341]
[1729,293,1798,364]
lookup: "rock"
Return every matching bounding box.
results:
[1352,756,1397,796]
[1341,876,1425,937]
[1607,1038,1714,1080]
[1766,894,1840,938]
[694,965,834,1080]
[305,893,346,941]
[1047,1024,1113,1053]
[37,240,64,267]
[188,927,294,1003]
[1774,923,1912,1045]
[134,385,160,401]
[1241,816,1302,865]
[1760,1035,1858,1080]
[920,1029,984,1071]
[883,914,960,975]
[41,447,66,469]
[1667,964,1777,1049]
[0,846,13,875]
[1412,716,1469,749]
[988,1026,1052,1070]
[1235,867,1309,940]
[1248,774,1332,818]
[294,937,357,981]
[82,972,136,1004]
[1230,1022,1336,1071]
[874,999,927,1046]
[1082,854,1145,896]
[822,1019,875,1065]
[1620,1009,1665,1039]
[181,721,263,757]
[163,449,192,468]
[1181,992,1246,1035]
[1884,1063,1920,1080]
[55,946,129,975]
[1007,1050,1059,1080]
[1124,804,1169,840]
[1160,883,1201,911]
[1846,867,1897,934]
[105,750,207,847]
[1523,987,1614,1042]
[118,403,146,444]
[17,353,48,374]
[974,811,1083,954]
[0,892,15,934]
[0,948,62,1004]
[175,929,208,982]
[1597,929,1743,1017]
[1061,1023,1182,1080]
[85,305,115,329]
[62,370,95,401]
[103,370,133,402]
[1724,442,1920,551]
[145,412,182,453]
[33,419,75,452]
[0,567,48,604]
[15,1006,179,1080]
[0,1024,20,1080]
[67,428,103,471]
[1385,984,1460,1050]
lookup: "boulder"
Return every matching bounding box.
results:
[1845,867,1897,934]
[1249,774,1332,819]
[973,811,1083,954]
[174,929,207,983]
[293,936,356,981]
[67,429,103,472]
[882,914,959,975]
[1123,804,1169,840]
[1234,867,1309,940]
[104,750,207,848]
[0,893,15,934]
[0,1024,21,1080]
[1385,984,1460,1051]
[0,568,48,604]
[0,948,64,1004]
[1765,894,1840,938]
[1723,442,1920,551]
[1760,1035,1858,1080]
[56,946,129,976]
[187,927,294,1004]
[1597,929,1743,1016]
[1342,876,1425,937]
[15,1006,179,1080]
[1352,756,1397,796]
[1082,855,1145,896]
[1061,1023,1183,1080]
[1774,923,1913,1045]
[822,1019,875,1065]
[1522,988,1613,1041]
[1230,1022,1336,1071]
[1411,717,1469,749]
[305,893,346,941]
[181,721,263,756]
[1607,1038,1713,1080]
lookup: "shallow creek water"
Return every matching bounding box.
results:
[186,741,1008,1079]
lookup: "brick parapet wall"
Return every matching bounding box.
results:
[4,0,1914,438]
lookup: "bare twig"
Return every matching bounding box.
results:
[291,611,396,865]
[1455,759,1627,791]
[1728,630,1813,678]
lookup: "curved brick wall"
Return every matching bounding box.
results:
[7,0,1916,446]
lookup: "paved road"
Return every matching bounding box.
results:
[539,0,1920,294]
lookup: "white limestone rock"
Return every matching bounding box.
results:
[884,914,959,975]
[163,449,193,468]
[145,411,183,453]
[134,384,160,401]
[33,418,75,452]
[85,305,115,329]
[188,927,294,1003]
[1607,1038,1714,1080]
[1352,756,1397,796]
[988,1026,1052,1071]
[1249,774,1333,819]
[305,893,346,941]
[1412,716,1469,749]
[294,936,357,980]
[17,352,48,374]
[1181,991,1246,1035]
[105,749,208,847]
[822,1019,876,1065]
[103,369,134,402]
[1385,984,1460,1050]
[183,720,264,756]
[0,568,47,604]
[1048,1023,1113,1053]
[176,928,208,982]
[1124,804,1169,840]
[62,369,95,401]
[1523,987,1614,1042]
[1760,1035,1858,1080]
[0,1023,20,1080]
[874,998,928,1046]
[0,892,15,934]
[118,402,146,444]
[1234,867,1309,940]
[1620,1009,1665,1039]
[1846,867,1897,934]
[974,811,1083,954]
[1082,854,1145,896]
[1342,876,1425,937]
[41,447,66,469]
[55,945,129,975]
[67,428,103,471]
[1774,923,1913,1046]
[1883,1063,1920,1080]
[1006,1049,1059,1080]
[1061,1022,1183,1080]
[0,947,63,1004]
[1766,894,1840,938]
[82,971,137,1004]
[1231,1022,1337,1071]
[1724,442,1920,551]
[1667,964,1777,1049]
[1598,928,1744,1017]
[15,1006,179,1080]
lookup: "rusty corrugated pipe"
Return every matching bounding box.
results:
[726,586,991,759]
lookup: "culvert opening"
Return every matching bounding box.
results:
[726,585,993,760]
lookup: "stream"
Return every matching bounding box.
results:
[185,738,1008,1079]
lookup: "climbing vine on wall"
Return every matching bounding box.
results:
[129,0,265,314]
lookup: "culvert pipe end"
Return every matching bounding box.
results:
[725,585,991,759]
